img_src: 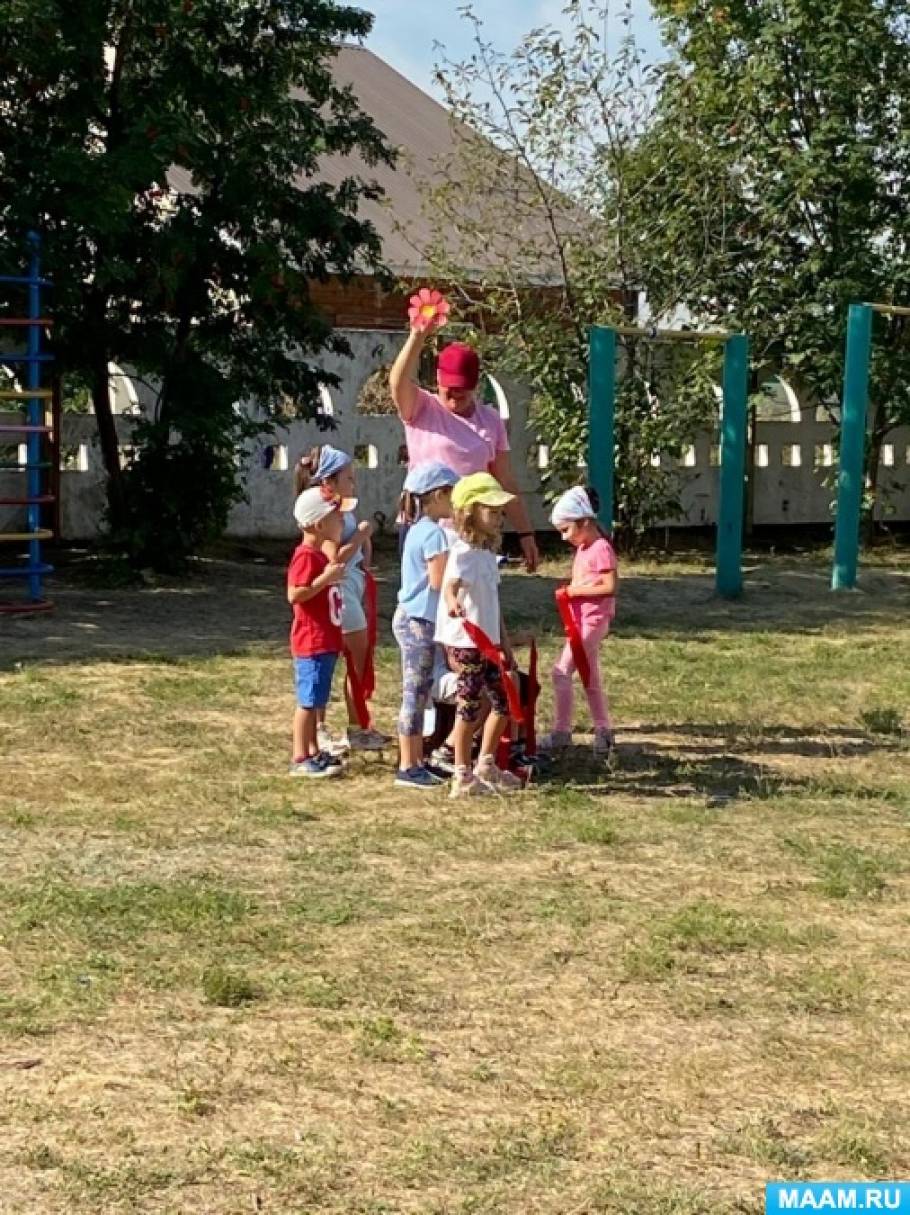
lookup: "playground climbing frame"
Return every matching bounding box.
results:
[0,233,58,614]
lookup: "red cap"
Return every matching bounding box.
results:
[437,342,480,390]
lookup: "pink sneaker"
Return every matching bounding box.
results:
[449,772,494,800]
[475,758,523,792]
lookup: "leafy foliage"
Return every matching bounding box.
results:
[419,1,721,544]
[639,0,910,518]
[0,0,392,568]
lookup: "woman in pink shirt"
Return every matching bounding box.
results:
[389,315,540,572]
[539,486,617,758]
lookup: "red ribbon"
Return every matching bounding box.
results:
[343,646,371,730]
[525,638,539,757]
[363,569,377,700]
[496,720,512,770]
[343,569,378,730]
[555,586,592,689]
[463,621,524,724]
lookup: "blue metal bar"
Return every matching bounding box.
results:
[716,333,750,598]
[588,326,616,533]
[26,233,44,601]
[0,564,55,578]
[0,352,54,363]
[832,303,872,590]
[0,274,53,286]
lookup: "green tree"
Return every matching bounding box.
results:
[417,1,721,544]
[0,0,392,568]
[639,0,910,524]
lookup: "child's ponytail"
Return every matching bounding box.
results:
[584,485,610,538]
[400,490,421,525]
[294,446,321,497]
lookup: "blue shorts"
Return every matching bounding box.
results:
[293,652,339,710]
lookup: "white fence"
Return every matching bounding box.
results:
[2,328,909,540]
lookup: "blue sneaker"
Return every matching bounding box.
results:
[289,756,340,779]
[315,750,344,774]
[394,765,444,790]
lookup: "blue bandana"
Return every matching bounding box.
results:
[315,445,352,481]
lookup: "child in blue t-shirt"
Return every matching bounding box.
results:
[393,461,458,790]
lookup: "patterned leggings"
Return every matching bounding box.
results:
[446,645,509,724]
[392,606,436,736]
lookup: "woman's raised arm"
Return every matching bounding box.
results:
[389,328,428,423]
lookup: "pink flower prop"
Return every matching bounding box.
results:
[408,287,450,332]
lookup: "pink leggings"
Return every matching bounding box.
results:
[552,617,612,732]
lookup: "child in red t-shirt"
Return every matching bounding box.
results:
[287,487,346,778]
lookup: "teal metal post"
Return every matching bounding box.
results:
[716,333,749,598]
[831,304,872,590]
[588,325,616,533]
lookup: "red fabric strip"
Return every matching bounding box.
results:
[362,569,378,700]
[496,719,511,770]
[343,645,372,729]
[555,586,592,689]
[525,638,539,756]
[463,620,524,723]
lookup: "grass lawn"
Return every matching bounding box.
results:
[0,546,908,1214]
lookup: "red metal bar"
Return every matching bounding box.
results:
[0,318,54,327]
[0,424,52,433]
[0,495,55,505]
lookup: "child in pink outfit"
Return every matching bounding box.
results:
[541,486,617,758]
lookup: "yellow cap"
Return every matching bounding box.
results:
[451,472,515,510]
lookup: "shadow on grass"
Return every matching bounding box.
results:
[579,745,799,803]
[621,722,900,760]
[504,563,909,639]
[532,719,905,804]
[1,550,907,671]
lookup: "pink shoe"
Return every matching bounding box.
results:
[475,758,523,792]
[449,772,494,800]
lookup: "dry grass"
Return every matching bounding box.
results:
[1,546,909,1213]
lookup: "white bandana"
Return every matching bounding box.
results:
[550,486,595,526]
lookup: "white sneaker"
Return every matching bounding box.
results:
[347,726,392,752]
[538,731,572,753]
[593,728,615,757]
[429,744,457,775]
[318,726,350,757]
[475,759,523,792]
[449,772,494,799]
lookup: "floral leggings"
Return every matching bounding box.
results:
[445,645,509,724]
[392,606,436,736]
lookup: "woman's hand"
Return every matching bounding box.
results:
[519,533,540,573]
